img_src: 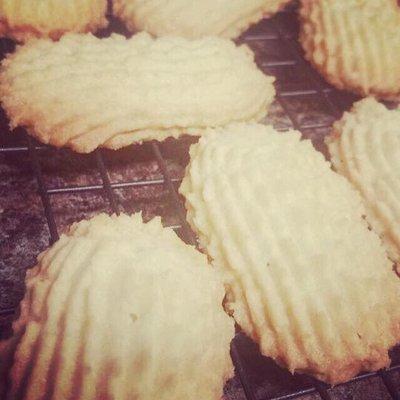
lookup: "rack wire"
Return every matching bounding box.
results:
[0,2,399,400]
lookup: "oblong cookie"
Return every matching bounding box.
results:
[0,32,275,153]
[113,0,292,39]
[0,0,108,42]
[179,123,400,384]
[0,213,234,400]
[328,98,400,266]
[299,0,400,100]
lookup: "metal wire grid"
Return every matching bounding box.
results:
[0,4,399,400]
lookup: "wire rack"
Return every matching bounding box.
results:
[0,2,399,400]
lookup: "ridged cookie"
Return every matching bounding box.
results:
[0,32,275,153]
[328,98,400,266]
[113,0,292,39]
[0,213,234,400]
[299,0,400,100]
[179,123,400,384]
[0,0,108,42]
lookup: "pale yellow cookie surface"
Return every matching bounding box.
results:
[299,0,400,100]
[180,123,400,384]
[0,0,108,42]
[328,98,400,266]
[0,213,234,400]
[113,0,292,39]
[0,32,275,153]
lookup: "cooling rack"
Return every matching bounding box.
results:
[0,2,399,400]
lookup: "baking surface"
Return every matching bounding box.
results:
[0,3,399,399]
